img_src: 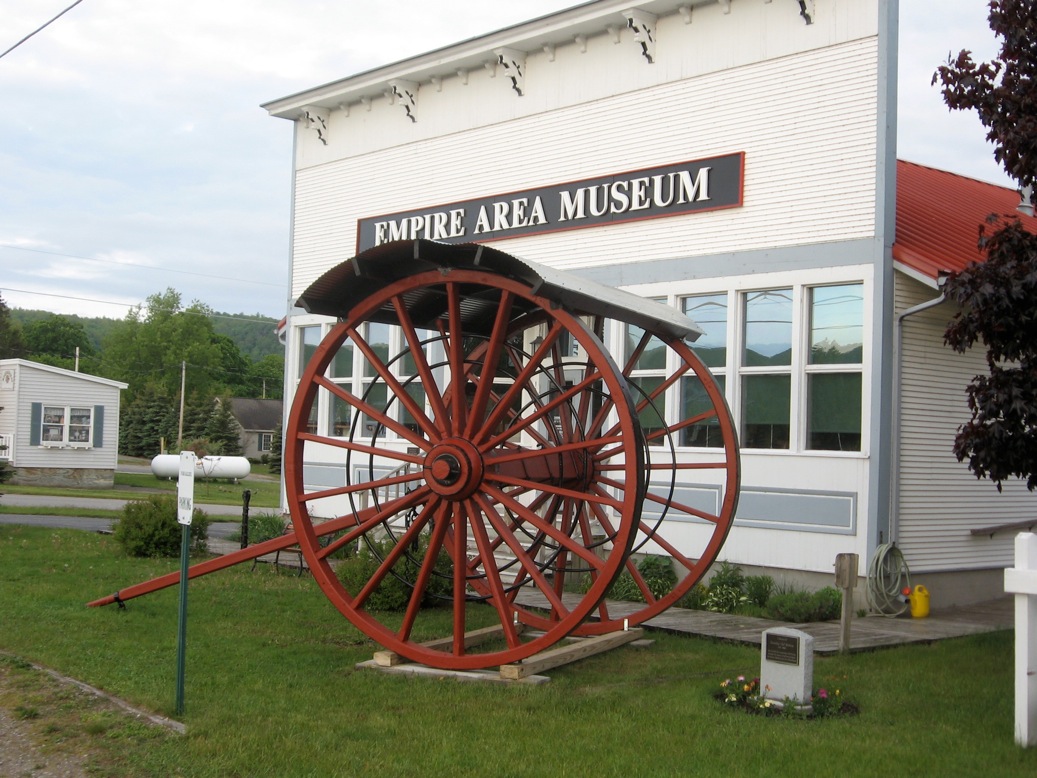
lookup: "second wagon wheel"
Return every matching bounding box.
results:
[283,243,646,670]
[496,315,740,635]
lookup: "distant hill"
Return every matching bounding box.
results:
[10,309,283,362]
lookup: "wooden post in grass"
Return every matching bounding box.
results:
[835,553,858,654]
[1004,532,1037,747]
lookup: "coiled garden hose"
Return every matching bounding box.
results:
[867,543,911,616]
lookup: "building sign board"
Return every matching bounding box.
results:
[357,153,744,252]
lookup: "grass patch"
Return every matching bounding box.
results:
[4,471,280,509]
[0,525,1035,776]
[0,505,124,519]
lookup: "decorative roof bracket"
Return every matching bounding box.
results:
[764,0,815,24]
[389,79,418,122]
[300,106,330,145]
[622,9,657,64]
[495,47,527,96]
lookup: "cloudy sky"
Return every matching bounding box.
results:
[0,1,1011,321]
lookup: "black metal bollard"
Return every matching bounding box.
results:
[241,489,251,549]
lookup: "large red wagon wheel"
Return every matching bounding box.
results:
[284,266,646,670]
[492,321,740,635]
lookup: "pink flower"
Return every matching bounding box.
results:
[818,689,828,699]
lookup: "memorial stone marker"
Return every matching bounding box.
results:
[760,627,813,707]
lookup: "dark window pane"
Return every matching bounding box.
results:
[363,322,391,377]
[680,375,726,447]
[683,293,727,368]
[330,338,354,378]
[630,376,666,445]
[328,391,352,437]
[358,382,388,438]
[742,374,791,449]
[626,323,666,371]
[810,284,864,365]
[299,326,321,378]
[743,289,792,367]
[808,373,862,451]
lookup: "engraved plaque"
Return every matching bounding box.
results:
[766,633,800,665]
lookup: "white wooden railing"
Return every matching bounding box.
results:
[0,433,11,461]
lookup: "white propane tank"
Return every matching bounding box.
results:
[151,454,251,481]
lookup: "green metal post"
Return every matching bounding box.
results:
[175,523,190,715]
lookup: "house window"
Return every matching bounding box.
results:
[258,433,273,452]
[41,405,93,447]
[806,283,863,451]
[740,289,793,449]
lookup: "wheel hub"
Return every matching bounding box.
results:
[423,438,484,500]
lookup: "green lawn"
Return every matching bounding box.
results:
[3,471,281,509]
[1,525,1035,777]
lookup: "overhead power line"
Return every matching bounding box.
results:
[3,287,280,324]
[0,0,88,62]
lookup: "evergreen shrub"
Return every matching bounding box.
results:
[113,495,209,557]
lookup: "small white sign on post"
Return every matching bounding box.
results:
[177,451,196,526]
[1004,532,1037,748]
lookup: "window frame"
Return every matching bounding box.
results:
[39,404,94,448]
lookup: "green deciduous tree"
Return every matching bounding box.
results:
[0,293,25,359]
[23,314,96,371]
[102,288,223,402]
[934,0,1037,490]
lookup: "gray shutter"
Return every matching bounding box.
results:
[30,402,42,445]
[93,405,105,448]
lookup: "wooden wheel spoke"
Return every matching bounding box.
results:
[487,474,625,515]
[445,283,468,436]
[346,326,441,441]
[464,291,514,439]
[449,503,468,654]
[483,369,605,450]
[488,435,621,465]
[475,322,565,445]
[392,294,450,428]
[484,485,607,571]
[353,502,436,610]
[314,375,431,450]
[597,476,721,524]
[315,487,432,560]
[300,470,424,505]
[298,432,425,465]
[399,502,452,642]
[472,492,570,616]
[466,499,521,647]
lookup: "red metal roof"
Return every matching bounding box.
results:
[894,159,1037,282]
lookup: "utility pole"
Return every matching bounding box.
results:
[177,360,186,449]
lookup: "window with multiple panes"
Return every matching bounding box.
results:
[806,284,864,451]
[740,288,793,449]
[672,281,865,453]
[681,294,727,448]
[40,405,93,446]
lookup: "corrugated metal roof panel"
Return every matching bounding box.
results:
[894,160,1037,281]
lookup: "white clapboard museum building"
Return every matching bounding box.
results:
[262,0,1036,606]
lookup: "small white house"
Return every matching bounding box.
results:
[0,359,127,487]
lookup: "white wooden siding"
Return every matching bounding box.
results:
[10,363,123,471]
[895,275,1036,572]
[290,35,879,298]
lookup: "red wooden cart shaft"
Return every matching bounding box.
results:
[86,510,362,608]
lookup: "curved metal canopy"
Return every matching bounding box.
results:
[296,239,703,341]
